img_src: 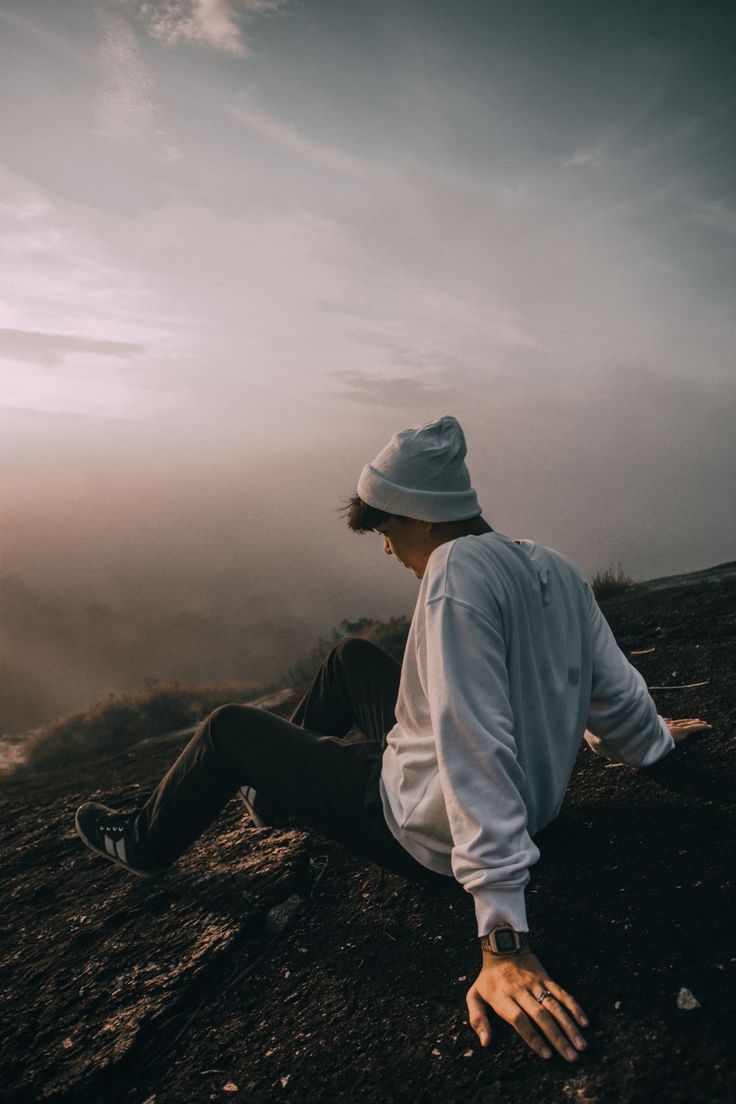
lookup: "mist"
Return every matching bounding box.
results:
[2,362,735,735]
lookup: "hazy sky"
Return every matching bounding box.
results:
[1,1,735,728]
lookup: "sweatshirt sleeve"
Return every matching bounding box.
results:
[423,594,539,936]
[583,585,675,767]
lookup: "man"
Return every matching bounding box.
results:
[75,414,710,1064]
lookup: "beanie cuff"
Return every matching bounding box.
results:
[357,464,481,523]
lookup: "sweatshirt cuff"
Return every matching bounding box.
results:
[473,884,529,937]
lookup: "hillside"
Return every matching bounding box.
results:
[1,565,734,1104]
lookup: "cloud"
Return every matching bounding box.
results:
[560,148,602,169]
[0,329,145,368]
[230,102,370,177]
[689,200,736,238]
[97,10,158,141]
[132,0,286,56]
[332,370,448,408]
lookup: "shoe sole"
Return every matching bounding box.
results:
[74,807,162,879]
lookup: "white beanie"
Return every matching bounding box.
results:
[357,415,481,522]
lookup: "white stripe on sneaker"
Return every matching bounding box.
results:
[115,837,127,863]
[104,835,116,857]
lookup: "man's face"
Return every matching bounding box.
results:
[375,516,432,579]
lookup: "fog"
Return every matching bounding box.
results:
[3,363,735,734]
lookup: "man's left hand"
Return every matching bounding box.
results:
[663,716,712,745]
[466,951,589,1061]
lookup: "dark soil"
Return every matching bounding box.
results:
[1,567,735,1104]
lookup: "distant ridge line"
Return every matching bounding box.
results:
[633,559,736,594]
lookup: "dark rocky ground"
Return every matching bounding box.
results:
[1,565,735,1104]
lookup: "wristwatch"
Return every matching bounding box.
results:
[480,925,531,956]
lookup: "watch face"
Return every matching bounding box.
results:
[494,928,517,952]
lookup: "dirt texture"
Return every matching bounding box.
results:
[1,567,735,1104]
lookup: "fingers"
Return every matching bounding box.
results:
[466,987,493,1048]
[495,998,553,1060]
[518,989,587,1062]
[467,974,591,1063]
[472,989,587,1064]
[545,980,590,1029]
[664,717,713,746]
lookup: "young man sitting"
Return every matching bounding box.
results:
[75,414,710,1064]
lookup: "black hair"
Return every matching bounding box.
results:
[342,494,394,533]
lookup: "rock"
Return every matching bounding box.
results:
[223,1083,239,1093]
[0,796,309,1102]
[265,893,305,936]
[677,987,701,1010]
[562,1073,600,1103]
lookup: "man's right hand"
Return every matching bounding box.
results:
[466,951,589,1062]
[663,717,712,745]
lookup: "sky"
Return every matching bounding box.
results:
[1,0,735,731]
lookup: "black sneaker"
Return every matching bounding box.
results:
[75,802,164,877]
[238,786,291,829]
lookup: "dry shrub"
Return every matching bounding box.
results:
[284,616,411,686]
[16,680,263,775]
[591,562,634,600]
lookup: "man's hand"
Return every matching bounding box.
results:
[466,951,589,1062]
[663,717,712,746]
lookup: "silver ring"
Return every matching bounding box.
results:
[535,988,553,1005]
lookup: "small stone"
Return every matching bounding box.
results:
[431,1047,441,1056]
[463,1048,473,1058]
[62,1037,74,1049]
[457,976,468,982]
[614,1000,621,1010]
[265,895,304,936]
[223,1084,239,1093]
[677,987,700,1010]
[280,1074,291,1088]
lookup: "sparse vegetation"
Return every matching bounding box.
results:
[284,615,411,686]
[591,562,635,599]
[17,680,265,775]
[11,616,413,777]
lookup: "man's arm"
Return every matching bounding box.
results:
[583,584,676,767]
[582,584,711,762]
[423,595,589,1062]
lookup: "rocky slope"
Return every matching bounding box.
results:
[1,566,734,1103]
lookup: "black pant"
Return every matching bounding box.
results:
[133,638,451,888]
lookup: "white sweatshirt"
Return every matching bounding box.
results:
[378,531,674,936]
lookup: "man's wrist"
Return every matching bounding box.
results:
[479,925,531,957]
